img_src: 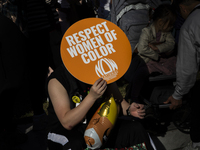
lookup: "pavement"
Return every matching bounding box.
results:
[151,123,190,150]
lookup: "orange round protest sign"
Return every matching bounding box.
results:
[61,18,132,85]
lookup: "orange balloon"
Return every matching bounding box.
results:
[61,18,132,84]
[84,96,118,149]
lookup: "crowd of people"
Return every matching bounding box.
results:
[0,0,200,150]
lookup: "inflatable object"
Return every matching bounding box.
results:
[84,96,118,149]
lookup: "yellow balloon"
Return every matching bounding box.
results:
[84,96,118,149]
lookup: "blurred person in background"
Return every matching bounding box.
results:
[164,0,200,149]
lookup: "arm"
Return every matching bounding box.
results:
[164,21,199,109]
[106,82,145,119]
[172,29,198,100]
[121,100,145,119]
[137,29,159,61]
[155,32,175,54]
[48,78,107,130]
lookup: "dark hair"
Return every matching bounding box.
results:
[150,4,177,27]
[171,0,200,15]
[174,0,200,5]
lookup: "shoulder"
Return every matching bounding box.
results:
[182,8,200,31]
[140,27,151,40]
[141,24,154,37]
[47,65,71,93]
[47,74,70,105]
[48,78,67,96]
[141,26,151,33]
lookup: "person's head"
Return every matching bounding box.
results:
[173,0,200,19]
[152,4,177,32]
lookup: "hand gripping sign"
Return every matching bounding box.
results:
[61,18,132,84]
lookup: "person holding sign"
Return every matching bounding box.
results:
[46,64,154,150]
[46,18,155,150]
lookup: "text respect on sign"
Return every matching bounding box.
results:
[65,21,118,64]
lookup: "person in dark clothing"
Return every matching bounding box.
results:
[164,0,200,149]
[22,0,63,130]
[0,13,28,150]
[46,64,154,150]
